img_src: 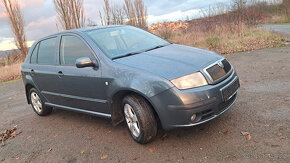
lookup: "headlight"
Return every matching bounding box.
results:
[171,72,208,90]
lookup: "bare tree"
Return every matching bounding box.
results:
[134,0,147,28]
[124,0,136,26]
[104,0,111,25]
[99,10,105,26]
[99,0,147,28]
[99,0,112,25]
[123,0,147,29]
[283,0,290,16]
[232,0,247,28]
[53,0,86,30]
[111,4,125,25]
[1,0,28,58]
[87,18,97,27]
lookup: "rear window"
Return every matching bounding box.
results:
[37,37,57,65]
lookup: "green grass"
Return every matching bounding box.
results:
[279,22,290,25]
[205,36,220,49]
[266,21,290,25]
[0,78,22,84]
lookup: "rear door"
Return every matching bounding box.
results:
[30,36,61,104]
[56,34,108,114]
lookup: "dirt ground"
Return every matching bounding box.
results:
[0,32,290,162]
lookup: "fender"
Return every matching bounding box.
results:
[105,71,174,126]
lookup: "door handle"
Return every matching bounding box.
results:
[57,71,64,77]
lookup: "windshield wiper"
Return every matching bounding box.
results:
[145,43,171,52]
[112,51,143,60]
[112,43,172,60]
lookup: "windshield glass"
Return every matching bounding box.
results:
[85,26,170,59]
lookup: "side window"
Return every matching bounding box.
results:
[60,35,93,66]
[38,37,57,65]
[30,43,39,64]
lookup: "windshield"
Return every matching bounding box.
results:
[85,26,170,59]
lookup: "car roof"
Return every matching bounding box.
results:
[44,25,128,38]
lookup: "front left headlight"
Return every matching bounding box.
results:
[171,72,208,90]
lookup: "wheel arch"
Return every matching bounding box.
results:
[25,84,34,104]
[109,88,162,128]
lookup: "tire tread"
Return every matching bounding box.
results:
[123,94,157,144]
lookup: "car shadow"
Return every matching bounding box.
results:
[45,107,234,145]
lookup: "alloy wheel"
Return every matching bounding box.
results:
[31,92,42,113]
[124,103,140,137]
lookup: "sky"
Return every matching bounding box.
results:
[0,0,232,51]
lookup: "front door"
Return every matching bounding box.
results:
[56,35,108,114]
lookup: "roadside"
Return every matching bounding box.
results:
[151,22,286,55]
[0,63,22,83]
[262,24,290,41]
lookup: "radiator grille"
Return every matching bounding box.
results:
[206,59,232,82]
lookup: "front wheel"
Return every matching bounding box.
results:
[123,95,157,144]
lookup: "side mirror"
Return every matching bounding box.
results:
[76,57,97,68]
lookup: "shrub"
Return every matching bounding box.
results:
[206,36,220,49]
[158,27,174,39]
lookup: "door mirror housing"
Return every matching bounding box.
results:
[76,57,97,68]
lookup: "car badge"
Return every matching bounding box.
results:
[217,61,224,68]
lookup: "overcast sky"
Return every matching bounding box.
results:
[0,0,232,51]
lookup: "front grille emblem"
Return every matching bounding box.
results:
[217,60,224,68]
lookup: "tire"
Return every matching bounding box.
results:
[122,94,157,144]
[29,88,52,116]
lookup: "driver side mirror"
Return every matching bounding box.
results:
[76,57,98,68]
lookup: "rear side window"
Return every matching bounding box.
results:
[38,37,57,65]
[60,35,93,66]
[30,43,39,64]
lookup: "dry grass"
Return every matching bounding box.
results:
[149,0,287,54]
[0,63,22,82]
[151,19,285,55]
[264,15,290,24]
[166,25,285,54]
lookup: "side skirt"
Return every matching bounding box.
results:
[45,102,111,118]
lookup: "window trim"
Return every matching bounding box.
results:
[35,36,59,66]
[29,43,39,64]
[58,33,98,67]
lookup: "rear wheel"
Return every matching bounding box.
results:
[123,94,157,144]
[29,88,52,116]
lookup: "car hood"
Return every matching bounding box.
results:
[113,44,223,80]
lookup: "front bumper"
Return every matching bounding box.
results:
[150,70,239,130]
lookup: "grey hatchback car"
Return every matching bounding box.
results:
[22,25,240,144]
